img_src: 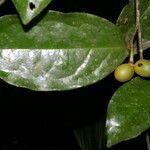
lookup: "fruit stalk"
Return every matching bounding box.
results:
[135,0,143,59]
[129,48,134,63]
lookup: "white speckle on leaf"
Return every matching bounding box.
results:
[74,49,92,75]
[0,49,74,90]
[107,118,120,134]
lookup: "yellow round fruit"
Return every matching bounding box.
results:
[114,63,134,82]
[134,59,150,77]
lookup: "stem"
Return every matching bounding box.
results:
[135,0,143,59]
[129,28,136,63]
[146,133,150,150]
[129,47,134,63]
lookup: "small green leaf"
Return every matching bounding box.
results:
[117,0,150,50]
[0,11,127,91]
[12,0,53,24]
[106,77,150,147]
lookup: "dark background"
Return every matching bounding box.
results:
[0,0,149,149]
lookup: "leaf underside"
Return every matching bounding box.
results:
[106,77,150,147]
[0,11,127,91]
[12,0,53,24]
[117,0,150,50]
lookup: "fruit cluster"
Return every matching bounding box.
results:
[114,59,150,82]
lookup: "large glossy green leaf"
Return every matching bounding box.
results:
[12,0,53,24]
[0,11,127,91]
[106,77,150,147]
[117,0,150,50]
